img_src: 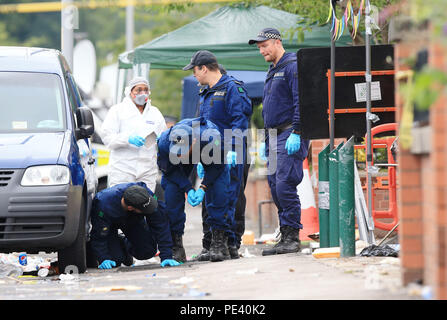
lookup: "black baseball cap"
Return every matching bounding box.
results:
[248,28,282,45]
[123,185,158,215]
[183,50,218,71]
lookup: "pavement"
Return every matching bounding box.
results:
[0,203,423,301]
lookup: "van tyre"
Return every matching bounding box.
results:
[58,197,87,274]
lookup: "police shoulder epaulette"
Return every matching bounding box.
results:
[232,80,246,93]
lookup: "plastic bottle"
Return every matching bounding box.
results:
[0,263,24,278]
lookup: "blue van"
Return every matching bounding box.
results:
[0,47,97,273]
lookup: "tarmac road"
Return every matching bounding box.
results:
[0,204,419,301]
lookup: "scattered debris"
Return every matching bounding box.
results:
[308,232,319,242]
[242,248,255,258]
[360,244,399,257]
[59,273,78,283]
[255,233,277,244]
[87,285,142,293]
[0,253,56,277]
[300,248,312,254]
[0,263,23,278]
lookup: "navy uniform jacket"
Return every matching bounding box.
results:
[262,52,301,132]
[198,74,252,151]
[90,182,173,262]
[157,117,226,190]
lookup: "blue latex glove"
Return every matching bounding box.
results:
[193,188,205,206]
[160,259,181,267]
[285,133,301,155]
[128,135,145,147]
[259,142,267,161]
[187,189,197,206]
[98,259,116,270]
[197,162,204,179]
[226,151,237,168]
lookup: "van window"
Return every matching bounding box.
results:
[0,72,66,133]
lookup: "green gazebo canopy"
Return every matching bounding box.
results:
[119,5,352,71]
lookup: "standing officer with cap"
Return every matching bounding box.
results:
[101,77,167,192]
[157,116,233,262]
[248,28,309,256]
[87,182,180,269]
[183,50,252,261]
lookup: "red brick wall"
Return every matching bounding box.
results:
[424,42,447,299]
[395,39,447,299]
[395,41,425,286]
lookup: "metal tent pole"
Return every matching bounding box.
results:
[61,0,74,70]
[329,0,337,151]
[365,0,373,220]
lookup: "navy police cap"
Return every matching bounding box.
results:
[183,50,218,71]
[248,27,282,45]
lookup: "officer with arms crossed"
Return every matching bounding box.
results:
[183,50,252,261]
[249,28,310,256]
[101,77,167,191]
[87,182,180,269]
[157,117,233,262]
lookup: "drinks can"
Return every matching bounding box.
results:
[18,253,27,266]
[38,267,49,278]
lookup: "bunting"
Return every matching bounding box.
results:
[327,0,364,40]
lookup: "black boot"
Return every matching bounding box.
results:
[194,248,210,261]
[118,234,134,266]
[262,226,300,256]
[228,245,240,259]
[171,233,187,263]
[210,229,230,262]
[276,226,301,254]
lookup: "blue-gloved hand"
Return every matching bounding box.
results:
[160,259,181,267]
[285,133,301,155]
[193,188,205,206]
[98,259,116,270]
[259,142,267,161]
[128,135,145,147]
[226,151,237,168]
[187,189,197,206]
[197,162,205,179]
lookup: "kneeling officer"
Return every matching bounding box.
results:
[88,182,180,269]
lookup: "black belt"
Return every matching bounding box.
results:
[266,123,293,135]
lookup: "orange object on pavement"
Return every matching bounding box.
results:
[298,158,319,241]
[355,123,398,232]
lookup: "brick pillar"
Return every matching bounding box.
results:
[424,42,447,299]
[395,42,425,285]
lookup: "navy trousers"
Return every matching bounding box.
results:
[161,176,187,236]
[266,128,308,230]
[162,165,233,242]
[201,148,250,249]
[88,217,158,265]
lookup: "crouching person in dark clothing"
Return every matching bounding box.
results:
[87,182,180,269]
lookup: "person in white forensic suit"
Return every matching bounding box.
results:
[101,77,167,192]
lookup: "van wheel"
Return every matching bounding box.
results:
[58,197,87,274]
